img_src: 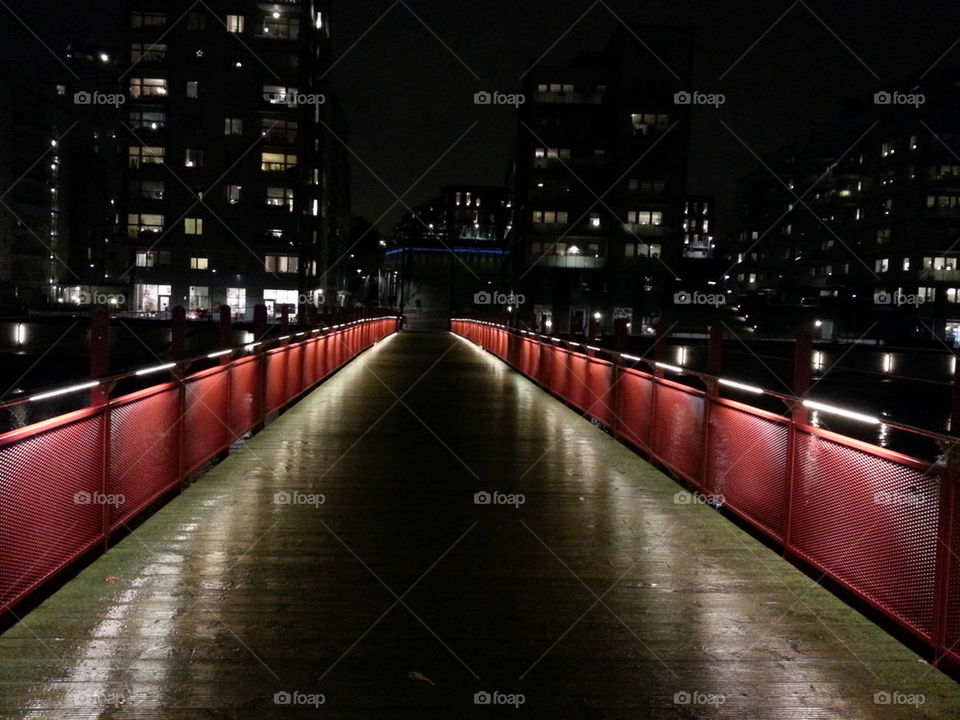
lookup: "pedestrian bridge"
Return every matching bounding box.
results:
[1,321,959,718]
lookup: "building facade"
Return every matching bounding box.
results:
[512,25,694,335]
[730,68,960,343]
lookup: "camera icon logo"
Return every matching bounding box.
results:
[874,291,892,305]
[274,691,292,705]
[74,90,92,105]
[474,290,492,305]
[674,691,692,704]
[474,491,492,505]
[874,91,892,105]
[673,491,692,505]
[474,691,492,705]
[74,491,91,504]
[673,291,691,305]
[273,491,292,505]
[673,91,692,105]
[474,91,492,105]
[874,691,891,704]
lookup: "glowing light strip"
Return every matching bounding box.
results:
[135,363,176,376]
[207,350,231,358]
[718,378,764,394]
[585,345,601,351]
[278,335,291,340]
[30,380,100,402]
[802,399,881,424]
[655,362,683,373]
[621,354,642,362]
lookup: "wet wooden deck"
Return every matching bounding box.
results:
[1,330,958,718]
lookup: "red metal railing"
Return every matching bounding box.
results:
[0,316,399,616]
[452,318,960,671]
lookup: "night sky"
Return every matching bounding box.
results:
[4,0,960,236]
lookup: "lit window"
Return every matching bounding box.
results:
[264,256,299,273]
[261,152,297,171]
[132,179,164,199]
[185,148,203,167]
[128,146,165,168]
[262,118,298,142]
[265,186,294,210]
[224,117,243,135]
[184,218,203,235]
[258,13,299,40]
[262,85,298,107]
[129,110,166,130]
[189,286,210,310]
[186,80,198,99]
[127,213,164,238]
[589,213,601,228]
[226,14,245,33]
[227,287,246,317]
[130,42,166,63]
[55,84,66,95]
[129,77,167,98]
[131,12,165,28]
[225,185,241,204]
[190,256,209,270]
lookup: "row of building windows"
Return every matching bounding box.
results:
[531,210,663,226]
[131,11,308,39]
[128,146,298,172]
[134,251,300,274]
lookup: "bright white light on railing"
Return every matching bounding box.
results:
[135,362,176,376]
[812,350,824,372]
[655,362,683,373]
[207,349,231,358]
[278,335,290,340]
[882,353,894,373]
[15,322,26,346]
[676,346,687,366]
[621,353,642,362]
[30,380,100,402]
[719,378,764,394]
[245,342,261,351]
[295,332,306,337]
[802,399,880,424]
[586,345,601,351]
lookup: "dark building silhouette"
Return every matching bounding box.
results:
[512,25,695,335]
[730,68,960,344]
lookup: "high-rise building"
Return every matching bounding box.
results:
[730,67,960,343]
[108,0,349,320]
[513,25,694,335]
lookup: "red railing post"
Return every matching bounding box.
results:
[783,331,813,556]
[932,453,958,667]
[648,321,668,465]
[90,308,111,547]
[701,325,724,494]
[253,303,268,433]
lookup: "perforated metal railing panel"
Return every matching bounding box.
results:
[109,387,180,530]
[709,402,789,540]
[450,319,959,667]
[653,382,705,485]
[791,430,940,640]
[615,368,653,452]
[229,356,259,440]
[0,414,104,608]
[182,370,230,475]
